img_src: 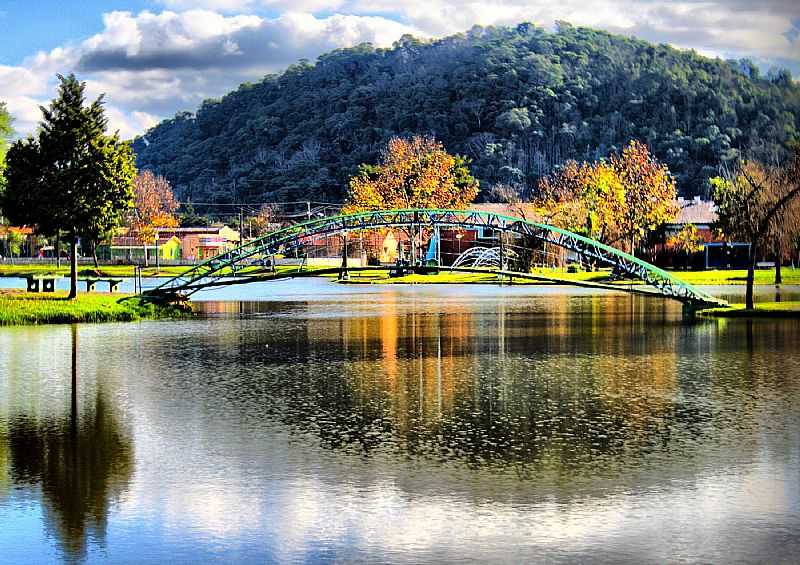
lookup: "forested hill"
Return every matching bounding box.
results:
[132,23,800,205]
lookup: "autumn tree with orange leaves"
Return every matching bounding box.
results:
[536,140,677,255]
[611,140,678,254]
[535,159,625,245]
[131,171,179,267]
[345,136,479,212]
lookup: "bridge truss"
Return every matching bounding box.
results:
[145,208,726,308]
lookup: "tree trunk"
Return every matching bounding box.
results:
[92,242,99,269]
[68,238,78,300]
[775,247,782,285]
[745,249,756,310]
[56,234,61,269]
[143,244,149,267]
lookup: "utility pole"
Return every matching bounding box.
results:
[239,207,244,247]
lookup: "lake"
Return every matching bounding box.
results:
[1,280,799,563]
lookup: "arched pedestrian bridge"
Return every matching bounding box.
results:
[145,208,726,308]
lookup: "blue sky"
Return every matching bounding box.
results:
[0,1,149,64]
[1,0,798,138]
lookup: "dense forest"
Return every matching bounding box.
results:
[132,22,800,206]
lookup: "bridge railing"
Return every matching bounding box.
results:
[146,208,726,307]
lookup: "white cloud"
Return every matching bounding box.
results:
[161,0,257,10]
[0,9,418,137]
[0,1,797,139]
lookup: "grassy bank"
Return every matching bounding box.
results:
[0,264,190,279]
[673,268,800,286]
[339,267,800,286]
[0,290,190,326]
[698,301,800,318]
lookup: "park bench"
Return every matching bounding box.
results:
[26,275,60,293]
[80,278,123,293]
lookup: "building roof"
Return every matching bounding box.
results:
[108,235,180,247]
[0,225,35,235]
[671,197,718,225]
[155,226,238,235]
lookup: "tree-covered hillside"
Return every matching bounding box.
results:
[132,22,800,205]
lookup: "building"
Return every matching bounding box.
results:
[664,196,718,241]
[151,226,240,262]
[657,197,753,269]
[98,235,182,262]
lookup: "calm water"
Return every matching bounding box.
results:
[1,281,799,563]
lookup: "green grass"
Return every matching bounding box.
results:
[0,263,190,278]
[698,301,800,318]
[0,290,191,326]
[4,262,797,287]
[342,266,800,287]
[671,268,800,286]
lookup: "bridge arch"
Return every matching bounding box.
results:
[146,208,726,307]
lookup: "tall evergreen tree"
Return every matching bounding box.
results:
[1,74,136,298]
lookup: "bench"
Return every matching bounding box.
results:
[80,278,123,293]
[26,275,60,293]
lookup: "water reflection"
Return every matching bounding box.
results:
[191,291,799,482]
[2,326,133,561]
[1,284,799,563]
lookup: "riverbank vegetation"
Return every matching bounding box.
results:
[0,290,189,326]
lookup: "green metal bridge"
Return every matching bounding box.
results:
[145,208,727,308]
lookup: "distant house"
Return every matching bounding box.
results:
[664,196,718,241]
[97,235,182,262]
[155,225,241,242]
[659,197,751,269]
[155,226,241,261]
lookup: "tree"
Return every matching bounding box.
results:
[535,159,625,245]
[610,140,678,255]
[711,150,800,309]
[130,171,179,267]
[345,136,479,212]
[666,225,704,269]
[247,204,278,237]
[179,200,210,227]
[1,74,136,298]
[4,229,24,259]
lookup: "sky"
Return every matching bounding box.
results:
[1,0,798,139]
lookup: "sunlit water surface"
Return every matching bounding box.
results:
[1,280,799,563]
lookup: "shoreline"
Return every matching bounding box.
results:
[696,302,800,319]
[0,290,191,326]
[1,265,798,286]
